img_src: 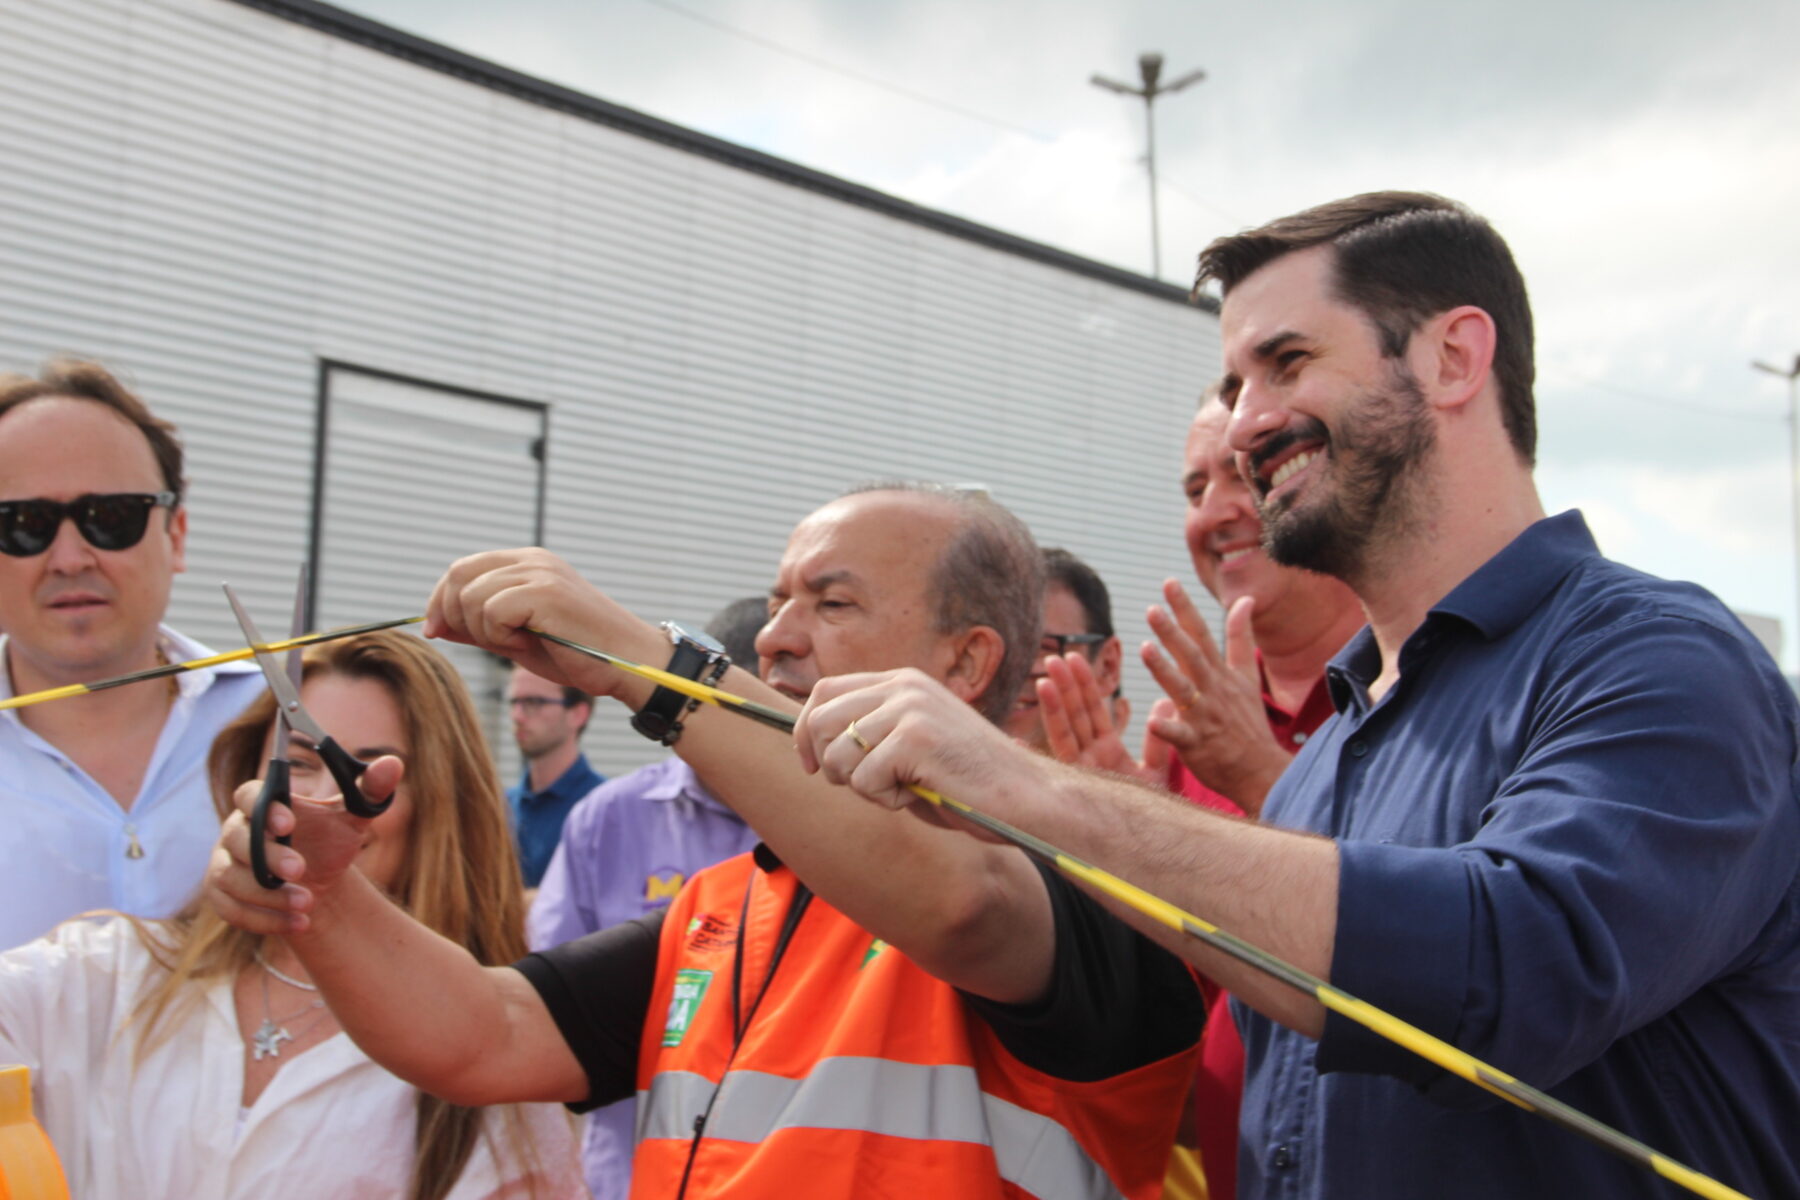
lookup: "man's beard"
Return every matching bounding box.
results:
[1253,363,1436,583]
[517,729,568,761]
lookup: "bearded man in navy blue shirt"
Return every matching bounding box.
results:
[797,192,1800,1199]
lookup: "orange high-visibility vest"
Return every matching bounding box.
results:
[631,852,1196,1199]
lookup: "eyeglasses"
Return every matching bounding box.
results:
[507,696,573,712]
[1038,632,1107,658]
[0,491,179,557]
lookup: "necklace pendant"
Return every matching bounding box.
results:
[251,1018,292,1061]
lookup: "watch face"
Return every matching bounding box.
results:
[665,622,726,655]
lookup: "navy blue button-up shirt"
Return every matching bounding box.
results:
[509,753,604,888]
[1239,511,1800,1199]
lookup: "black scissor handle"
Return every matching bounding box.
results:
[249,758,291,891]
[318,736,387,818]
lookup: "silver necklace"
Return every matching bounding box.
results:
[254,949,318,991]
[250,958,327,1061]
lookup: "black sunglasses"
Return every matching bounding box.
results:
[0,491,179,557]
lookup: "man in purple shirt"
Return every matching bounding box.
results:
[528,596,767,1200]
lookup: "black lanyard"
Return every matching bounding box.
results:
[729,862,814,1042]
[676,861,815,1200]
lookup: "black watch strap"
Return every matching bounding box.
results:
[631,624,728,746]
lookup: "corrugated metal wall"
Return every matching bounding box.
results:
[0,0,1222,778]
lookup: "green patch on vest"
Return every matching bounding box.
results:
[662,969,713,1047]
[861,938,888,969]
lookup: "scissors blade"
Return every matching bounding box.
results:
[222,582,330,746]
[286,566,308,696]
[269,699,292,767]
[271,567,308,768]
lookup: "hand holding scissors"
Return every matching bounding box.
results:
[225,578,387,889]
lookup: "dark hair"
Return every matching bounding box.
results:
[0,358,187,497]
[706,596,769,678]
[842,482,1043,726]
[1041,547,1113,639]
[1196,191,1536,465]
[558,684,592,734]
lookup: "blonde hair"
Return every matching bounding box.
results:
[130,630,553,1200]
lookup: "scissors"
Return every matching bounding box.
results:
[224,575,388,889]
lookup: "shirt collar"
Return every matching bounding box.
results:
[0,622,258,704]
[1428,510,1597,640]
[158,623,263,700]
[1326,510,1598,710]
[517,752,600,803]
[1326,627,1381,714]
[637,758,736,816]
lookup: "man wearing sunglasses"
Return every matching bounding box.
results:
[0,360,261,949]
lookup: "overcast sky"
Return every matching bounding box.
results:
[346,0,1800,665]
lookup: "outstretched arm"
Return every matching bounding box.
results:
[207,764,589,1106]
[425,548,1055,1006]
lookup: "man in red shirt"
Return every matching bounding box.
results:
[1038,391,1362,1199]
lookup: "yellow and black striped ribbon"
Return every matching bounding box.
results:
[532,625,1753,1200]
[3,614,1754,1198]
[0,616,426,712]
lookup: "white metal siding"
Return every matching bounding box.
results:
[314,366,547,769]
[0,0,1222,777]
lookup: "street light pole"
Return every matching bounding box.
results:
[1091,52,1205,280]
[1753,354,1800,671]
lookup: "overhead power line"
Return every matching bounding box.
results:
[1556,373,1777,423]
[635,0,1247,257]
[634,0,1052,141]
[1158,175,1246,230]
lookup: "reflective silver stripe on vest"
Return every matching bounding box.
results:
[637,1056,1124,1200]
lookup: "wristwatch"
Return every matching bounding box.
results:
[630,622,730,745]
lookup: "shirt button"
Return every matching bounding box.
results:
[1272,1144,1296,1170]
[1291,731,1308,746]
[1348,739,1368,758]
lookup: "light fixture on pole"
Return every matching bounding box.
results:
[1091,52,1205,280]
[1753,353,1800,671]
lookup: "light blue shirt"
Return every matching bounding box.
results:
[0,625,263,949]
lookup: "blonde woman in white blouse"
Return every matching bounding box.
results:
[0,630,585,1199]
